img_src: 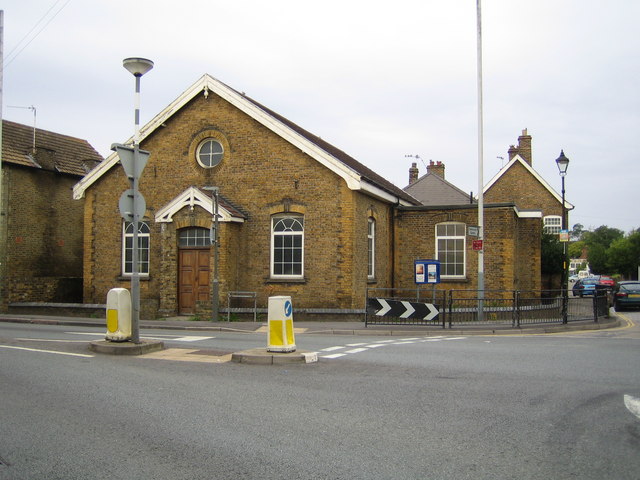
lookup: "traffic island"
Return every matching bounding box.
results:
[231,348,318,365]
[89,339,164,356]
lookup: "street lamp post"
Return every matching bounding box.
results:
[556,150,570,324]
[123,57,153,343]
[203,186,220,322]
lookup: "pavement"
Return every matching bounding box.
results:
[0,313,622,364]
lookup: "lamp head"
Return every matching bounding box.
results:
[123,57,154,77]
[555,150,570,176]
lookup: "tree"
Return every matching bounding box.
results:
[606,230,640,279]
[571,223,585,241]
[583,226,624,275]
[541,233,563,276]
[588,243,608,274]
[569,240,585,259]
[583,226,624,249]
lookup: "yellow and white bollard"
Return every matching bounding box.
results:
[267,296,296,353]
[105,288,132,342]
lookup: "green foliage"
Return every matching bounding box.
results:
[587,243,608,274]
[583,226,624,249]
[541,233,564,275]
[568,240,585,259]
[606,230,640,279]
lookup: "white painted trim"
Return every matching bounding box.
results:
[155,186,245,223]
[74,74,375,199]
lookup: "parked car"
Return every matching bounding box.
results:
[612,281,640,311]
[572,277,608,297]
[597,275,616,288]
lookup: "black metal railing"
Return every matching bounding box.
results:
[365,287,610,328]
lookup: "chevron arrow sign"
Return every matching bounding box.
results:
[368,298,439,321]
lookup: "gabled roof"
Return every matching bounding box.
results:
[404,172,474,206]
[2,119,103,176]
[73,74,420,206]
[155,186,246,223]
[483,154,574,209]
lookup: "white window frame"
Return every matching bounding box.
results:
[367,217,375,279]
[435,222,466,279]
[178,227,211,247]
[543,215,562,234]
[270,215,304,279]
[122,221,150,276]
[196,138,224,168]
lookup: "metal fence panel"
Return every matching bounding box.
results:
[365,288,609,328]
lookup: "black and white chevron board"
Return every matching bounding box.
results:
[368,298,439,321]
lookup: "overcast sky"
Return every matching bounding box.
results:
[2,0,638,233]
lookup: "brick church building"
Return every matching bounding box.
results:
[73,75,555,319]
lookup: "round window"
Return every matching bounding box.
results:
[196,139,224,168]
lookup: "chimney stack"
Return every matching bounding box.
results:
[427,160,445,179]
[508,128,533,165]
[408,162,419,185]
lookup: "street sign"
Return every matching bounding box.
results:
[468,226,479,237]
[368,298,439,321]
[118,189,146,222]
[473,240,483,251]
[111,143,151,180]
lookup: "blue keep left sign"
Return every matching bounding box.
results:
[284,300,292,318]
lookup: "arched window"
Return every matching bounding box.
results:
[436,222,466,278]
[179,227,211,247]
[271,215,304,278]
[122,221,150,276]
[367,217,375,279]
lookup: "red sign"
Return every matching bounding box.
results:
[473,240,483,251]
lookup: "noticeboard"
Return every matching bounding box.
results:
[415,259,440,284]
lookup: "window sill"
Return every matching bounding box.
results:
[266,277,307,284]
[117,275,151,281]
[441,277,469,283]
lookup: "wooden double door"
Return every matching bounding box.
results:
[178,248,210,315]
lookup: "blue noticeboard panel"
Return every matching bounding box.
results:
[415,260,440,284]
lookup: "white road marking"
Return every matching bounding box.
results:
[17,338,94,343]
[0,344,94,358]
[322,353,347,359]
[624,395,640,420]
[65,332,215,342]
[319,336,468,359]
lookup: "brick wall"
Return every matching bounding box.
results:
[394,205,541,293]
[83,92,388,318]
[4,165,84,303]
[485,161,563,217]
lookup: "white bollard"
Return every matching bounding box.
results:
[267,296,296,353]
[105,288,132,342]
